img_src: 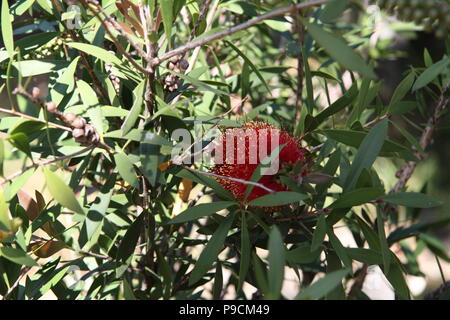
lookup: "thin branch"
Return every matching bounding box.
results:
[363,113,392,128]
[188,0,212,43]
[151,0,329,67]
[180,165,276,194]
[0,106,71,132]
[0,145,95,186]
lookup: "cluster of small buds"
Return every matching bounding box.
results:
[23,35,70,60]
[105,51,121,93]
[163,55,189,92]
[46,101,100,146]
[376,0,450,38]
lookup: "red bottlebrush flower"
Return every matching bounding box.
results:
[211,121,311,211]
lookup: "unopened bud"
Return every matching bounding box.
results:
[64,112,77,123]
[32,87,41,99]
[72,117,87,129]
[46,101,57,112]
[72,128,85,138]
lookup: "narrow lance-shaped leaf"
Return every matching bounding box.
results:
[297,268,349,300]
[189,213,235,285]
[343,119,388,192]
[413,57,450,91]
[166,201,236,224]
[43,168,85,215]
[311,214,327,252]
[381,192,443,209]
[238,213,251,291]
[303,20,376,79]
[1,0,14,57]
[160,0,174,47]
[267,226,285,300]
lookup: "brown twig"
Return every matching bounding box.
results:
[188,0,212,43]
[363,114,392,129]
[0,145,95,186]
[0,106,72,132]
[151,0,329,67]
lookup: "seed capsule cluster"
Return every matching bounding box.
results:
[376,0,450,38]
[163,55,189,92]
[46,101,100,146]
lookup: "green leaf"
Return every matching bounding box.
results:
[297,268,349,300]
[390,120,423,153]
[1,0,14,57]
[238,213,251,291]
[267,226,285,300]
[286,243,322,264]
[121,79,145,135]
[388,72,415,112]
[248,191,308,207]
[166,201,236,224]
[67,42,123,66]
[50,56,80,106]
[319,0,349,23]
[303,21,375,79]
[189,213,235,285]
[345,248,383,265]
[419,233,450,262]
[376,207,391,274]
[385,260,410,299]
[311,214,327,252]
[413,57,450,91]
[343,119,388,191]
[225,40,271,94]
[0,190,9,230]
[43,168,84,215]
[8,132,31,159]
[212,262,223,300]
[312,83,358,129]
[79,175,115,249]
[329,187,384,209]
[381,192,443,208]
[116,213,145,263]
[168,70,230,96]
[0,138,4,177]
[122,278,136,300]
[114,153,139,188]
[160,0,174,47]
[327,226,352,269]
[174,169,234,201]
[0,246,38,267]
[11,60,70,77]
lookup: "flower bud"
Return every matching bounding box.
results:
[64,112,77,123]
[72,117,87,129]
[32,87,41,99]
[72,128,85,138]
[46,101,57,112]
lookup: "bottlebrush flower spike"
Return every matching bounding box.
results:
[211,121,312,211]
